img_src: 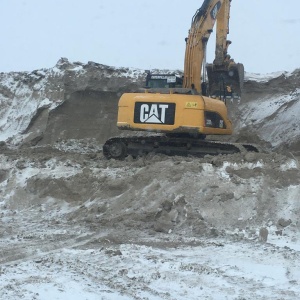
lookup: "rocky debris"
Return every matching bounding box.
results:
[154,196,188,233]
[259,227,268,243]
[277,218,292,228]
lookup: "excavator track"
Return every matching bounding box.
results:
[103,136,259,160]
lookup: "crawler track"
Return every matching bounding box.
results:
[103,136,259,159]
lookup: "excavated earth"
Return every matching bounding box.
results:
[0,59,300,299]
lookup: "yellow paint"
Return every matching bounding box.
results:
[117,92,232,135]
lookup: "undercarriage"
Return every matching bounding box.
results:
[103,135,259,159]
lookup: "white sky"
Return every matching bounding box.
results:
[1,0,300,74]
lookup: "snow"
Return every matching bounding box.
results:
[1,239,299,300]
[244,95,293,125]
[69,65,85,72]
[237,88,300,148]
[0,70,63,142]
[280,159,298,171]
[244,71,292,82]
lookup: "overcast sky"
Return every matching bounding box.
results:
[1,0,300,74]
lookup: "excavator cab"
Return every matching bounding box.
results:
[206,61,244,100]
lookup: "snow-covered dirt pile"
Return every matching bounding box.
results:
[0,143,300,299]
[0,58,145,146]
[233,70,300,153]
[1,145,299,241]
[1,61,300,299]
[1,58,299,152]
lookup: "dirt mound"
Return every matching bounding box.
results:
[233,69,300,152]
[1,62,300,299]
[1,144,299,241]
[2,58,299,152]
[0,58,145,146]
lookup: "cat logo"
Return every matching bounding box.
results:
[140,104,168,123]
[134,102,175,125]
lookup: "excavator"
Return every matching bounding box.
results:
[103,0,257,159]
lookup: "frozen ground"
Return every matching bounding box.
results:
[2,231,300,299]
[0,142,300,299]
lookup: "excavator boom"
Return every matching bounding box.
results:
[184,0,224,93]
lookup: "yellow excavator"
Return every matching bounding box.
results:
[103,0,256,159]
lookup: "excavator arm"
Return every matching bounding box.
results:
[214,0,230,66]
[184,0,244,98]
